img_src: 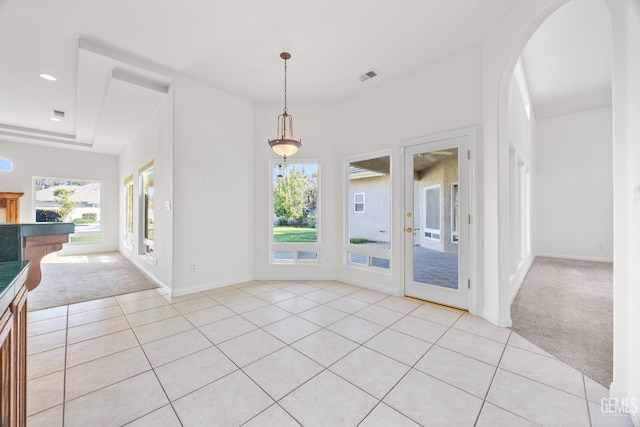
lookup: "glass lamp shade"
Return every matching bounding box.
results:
[269,138,301,157]
[268,112,301,158]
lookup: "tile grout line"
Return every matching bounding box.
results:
[27,281,591,426]
[61,305,68,426]
[582,374,595,427]
[347,297,463,426]
[225,285,397,425]
[116,293,186,426]
[472,329,512,426]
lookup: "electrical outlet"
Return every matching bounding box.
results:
[190,264,196,272]
[166,200,172,210]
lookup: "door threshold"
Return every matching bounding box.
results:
[404,296,468,314]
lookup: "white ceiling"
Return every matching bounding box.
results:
[0,0,612,153]
[521,0,612,120]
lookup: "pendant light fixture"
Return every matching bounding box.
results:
[268,52,301,161]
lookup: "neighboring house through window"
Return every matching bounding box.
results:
[33,176,102,243]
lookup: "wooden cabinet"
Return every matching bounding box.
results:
[0,284,27,427]
[11,286,27,427]
[0,193,23,224]
[0,308,15,427]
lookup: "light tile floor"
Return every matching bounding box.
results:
[26,280,633,427]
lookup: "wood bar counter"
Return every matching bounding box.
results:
[0,223,73,426]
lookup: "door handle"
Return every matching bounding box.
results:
[405,227,413,233]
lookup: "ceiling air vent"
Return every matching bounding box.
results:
[53,110,65,118]
[358,70,378,82]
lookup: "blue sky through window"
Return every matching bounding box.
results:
[0,158,12,171]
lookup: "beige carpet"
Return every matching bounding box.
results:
[511,256,613,387]
[28,252,160,311]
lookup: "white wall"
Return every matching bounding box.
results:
[482,1,638,418]
[608,0,640,422]
[337,48,482,296]
[508,73,536,300]
[119,90,174,289]
[253,103,340,280]
[481,0,570,327]
[339,49,482,156]
[0,139,119,255]
[172,78,254,296]
[535,107,613,261]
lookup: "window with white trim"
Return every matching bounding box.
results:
[354,193,365,213]
[451,182,459,243]
[124,175,134,249]
[139,162,154,258]
[347,154,391,271]
[34,177,102,244]
[270,161,319,263]
[424,184,441,240]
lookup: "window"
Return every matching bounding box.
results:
[271,161,319,263]
[34,177,102,243]
[0,158,12,172]
[124,176,134,249]
[139,162,154,258]
[347,154,391,271]
[354,193,365,213]
[451,183,459,243]
[424,184,441,240]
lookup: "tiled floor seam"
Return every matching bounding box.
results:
[497,364,589,401]
[60,306,69,426]
[472,329,512,426]
[506,341,560,361]
[313,307,432,426]
[493,369,596,423]
[582,374,595,427]
[351,344,431,427]
[27,283,618,426]
[235,324,374,423]
[232,294,448,424]
[240,365,319,425]
[119,307,191,426]
[431,320,508,368]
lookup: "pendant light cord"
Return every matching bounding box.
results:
[283,57,288,114]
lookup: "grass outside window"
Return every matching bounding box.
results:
[273,226,317,243]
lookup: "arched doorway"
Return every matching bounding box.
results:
[506,0,614,387]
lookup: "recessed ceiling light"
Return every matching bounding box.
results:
[50,117,62,122]
[39,73,57,81]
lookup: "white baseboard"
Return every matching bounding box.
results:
[337,277,402,297]
[253,274,338,282]
[167,274,398,298]
[124,252,170,291]
[536,252,613,263]
[481,310,512,328]
[607,382,639,425]
[510,256,534,303]
[171,275,254,297]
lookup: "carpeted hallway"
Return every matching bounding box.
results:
[28,252,160,311]
[510,256,613,387]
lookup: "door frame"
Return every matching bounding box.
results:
[400,126,479,315]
